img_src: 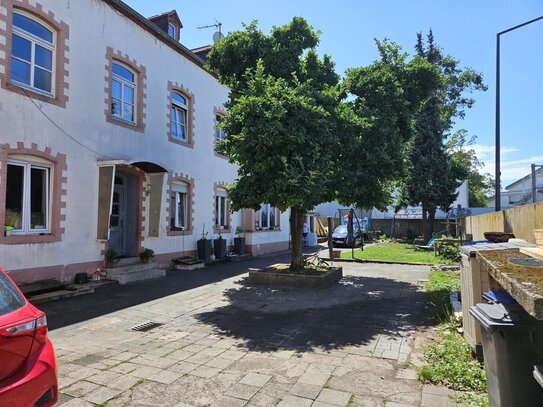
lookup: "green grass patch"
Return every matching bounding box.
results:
[340,242,453,265]
[420,270,488,407]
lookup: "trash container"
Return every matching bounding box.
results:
[470,302,543,407]
[535,365,543,389]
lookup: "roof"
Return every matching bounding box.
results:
[148,9,183,28]
[505,166,543,190]
[101,0,214,77]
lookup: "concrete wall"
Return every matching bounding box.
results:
[465,202,543,243]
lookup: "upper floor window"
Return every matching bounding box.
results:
[5,159,51,234]
[11,12,54,95]
[171,92,188,141]
[111,62,135,123]
[215,115,227,144]
[167,23,177,40]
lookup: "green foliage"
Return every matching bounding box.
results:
[105,248,119,264]
[341,242,454,265]
[139,248,155,260]
[439,243,460,261]
[424,270,460,318]
[420,320,487,392]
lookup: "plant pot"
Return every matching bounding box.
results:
[197,239,212,261]
[234,237,245,255]
[141,258,149,264]
[104,261,113,269]
[214,238,227,259]
[5,231,12,237]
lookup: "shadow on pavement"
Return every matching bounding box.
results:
[40,253,291,330]
[194,274,432,353]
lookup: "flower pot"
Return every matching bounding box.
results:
[197,239,212,261]
[234,237,245,255]
[214,238,227,259]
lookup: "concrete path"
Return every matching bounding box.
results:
[44,256,460,406]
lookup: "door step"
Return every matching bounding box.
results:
[106,261,166,285]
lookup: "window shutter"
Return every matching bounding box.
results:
[148,173,164,237]
[97,166,115,240]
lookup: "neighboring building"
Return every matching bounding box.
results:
[0,0,289,284]
[487,166,543,210]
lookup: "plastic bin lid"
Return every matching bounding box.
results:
[535,366,543,389]
[486,290,517,304]
[470,303,516,328]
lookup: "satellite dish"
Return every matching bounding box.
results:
[212,31,224,43]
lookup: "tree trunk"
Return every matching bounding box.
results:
[289,207,305,272]
[428,208,436,239]
[422,204,430,244]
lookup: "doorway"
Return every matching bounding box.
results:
[108,171,138,257]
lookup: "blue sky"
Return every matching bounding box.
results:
[125,0,543,187]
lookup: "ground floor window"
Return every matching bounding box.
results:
[256,203,277,230]
[215,190,228,229]
[170,182,187,230]
[5,160,51,233]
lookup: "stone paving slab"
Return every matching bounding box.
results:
[46,260,464,406]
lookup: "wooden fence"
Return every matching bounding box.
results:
[464,202,543,243]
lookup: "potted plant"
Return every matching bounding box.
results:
[139,248,155,263]
[197,224,212,261]
[234,226,246,256]
[214,231,226,259]
[104,248,119,268]
[4,225,14,237]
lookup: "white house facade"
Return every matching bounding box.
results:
[0,0,289,284]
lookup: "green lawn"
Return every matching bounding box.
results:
[339,241,454,264]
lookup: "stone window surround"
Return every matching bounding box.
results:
[104,47,146,132]
[166,173,195,237]
[167,81,195,148]
[213,182,231,234]
[213,107,227,159]
[0,142,67,244]
[244,206,281,232]
[0,0,70,108]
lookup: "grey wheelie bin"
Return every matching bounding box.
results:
[470,302,543,407]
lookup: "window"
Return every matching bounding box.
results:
[215,190,228,228]
[11,12,54,94]
[167,23,176,39]
[256,204,277,230]
[111,62,135,123]
[170,182,188,230]
[171,92,187,141]
[215,115,227,144]
[5,160,51,234]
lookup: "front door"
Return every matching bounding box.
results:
[109,175,126,255]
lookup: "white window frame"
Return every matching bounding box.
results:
[215,115,227,144]
[170,182,188,230]
[171,92,188,141]
[215,190,228,228]
[256,203,277,230]
[167,23,176,39]
[111,62,136,124]
[6,159,52,234]
[11,11,55,96]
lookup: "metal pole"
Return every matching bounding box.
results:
[495,15,543,211]
[533,163,537,204]
[495,33,501,211]
[327,216,333,261]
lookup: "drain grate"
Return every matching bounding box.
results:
[131,321,164,332]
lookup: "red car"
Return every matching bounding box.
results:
[0,267,58,407]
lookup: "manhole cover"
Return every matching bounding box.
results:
[508,258,543,268]
[131,321,164,332]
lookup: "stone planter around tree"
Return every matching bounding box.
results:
[214,238,226,259]
[197,239,212,261]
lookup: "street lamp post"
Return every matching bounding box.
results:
[495,15,543,211]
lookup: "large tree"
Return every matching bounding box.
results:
[207,20,438,271]
[207,18,340,271]
[398,31,487,241]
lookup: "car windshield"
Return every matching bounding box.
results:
[334,225,360,233]
[0,272,26,316]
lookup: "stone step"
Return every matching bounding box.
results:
[115,256,141,267]
[106,262,166,285]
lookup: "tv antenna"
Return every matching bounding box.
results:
[197,19,223,43]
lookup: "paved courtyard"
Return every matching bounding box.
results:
[45,257,460,406]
